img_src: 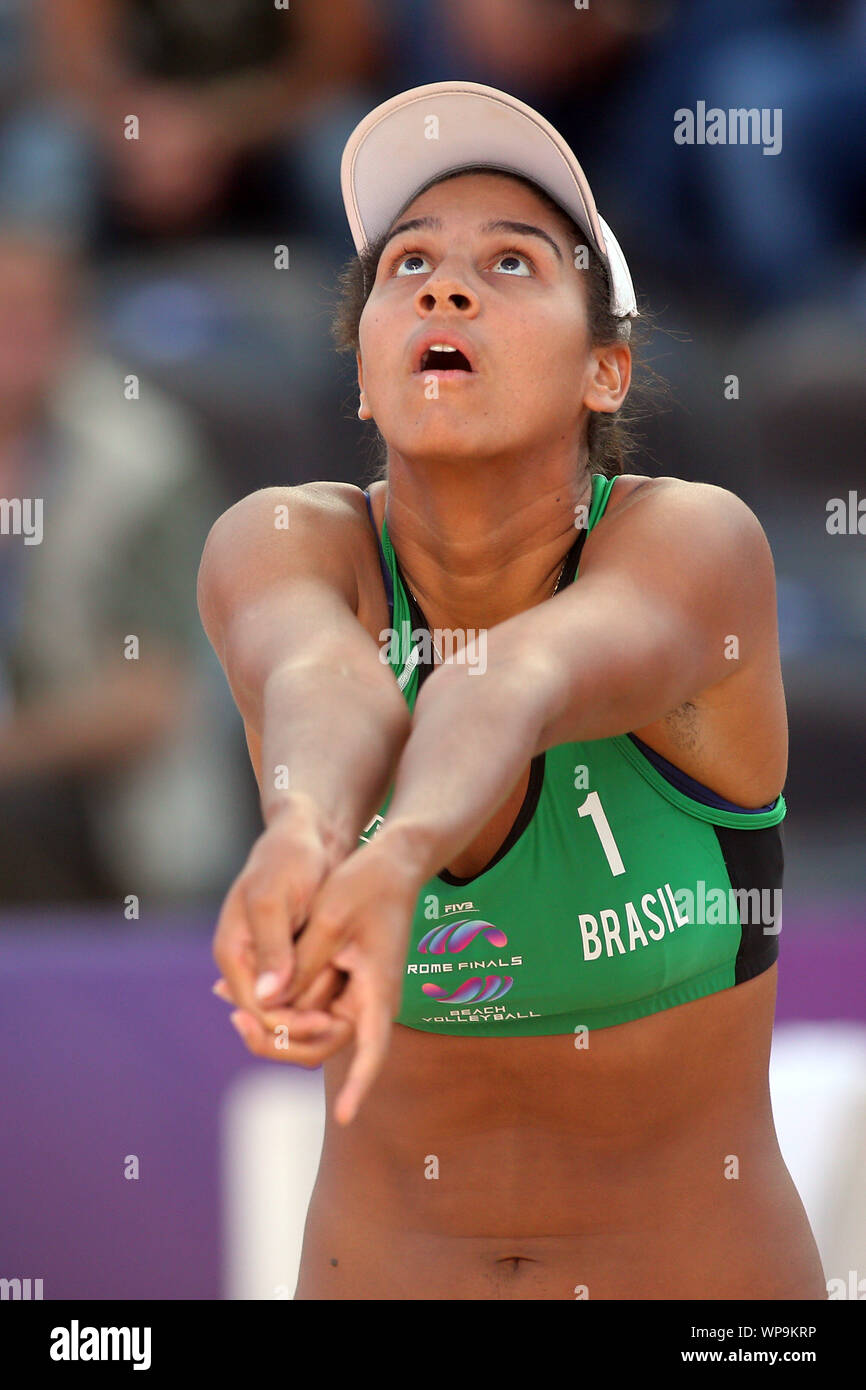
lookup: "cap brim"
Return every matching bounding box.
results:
[340,80,638,318]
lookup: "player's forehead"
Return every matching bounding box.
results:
[386,170,575,249]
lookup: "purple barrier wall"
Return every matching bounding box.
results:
[0,908,864,1300]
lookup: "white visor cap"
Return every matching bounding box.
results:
[340,80,639,321]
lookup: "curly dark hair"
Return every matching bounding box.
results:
[330,166,662,482]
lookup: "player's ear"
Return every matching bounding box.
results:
[583,342,631,415]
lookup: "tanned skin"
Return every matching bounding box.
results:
[199,173,825,1299]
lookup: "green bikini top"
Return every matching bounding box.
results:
[360,473,785,1037]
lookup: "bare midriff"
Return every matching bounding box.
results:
[294,965,826,1300]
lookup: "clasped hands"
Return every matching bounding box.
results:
[211,793,423,1126]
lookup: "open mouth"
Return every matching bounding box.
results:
[419,345,473,372]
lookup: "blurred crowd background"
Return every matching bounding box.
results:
[0,0,863,911]
[0,0,864,1303]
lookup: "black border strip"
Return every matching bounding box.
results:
[712,821,784,983]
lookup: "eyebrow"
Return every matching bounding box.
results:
[382,215,564,262]
[482,219,563,261]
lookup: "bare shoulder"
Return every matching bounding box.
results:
[197,480,373,632]
[202,479,370,547]
[598,478,786,796]
[591,473,775,579]
[581,472,781,679]
[608,472,770,532]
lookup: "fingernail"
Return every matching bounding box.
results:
[254,971,282,1002]
[212,979,227,996]
[230,1010,251,1039]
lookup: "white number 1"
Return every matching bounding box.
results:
[577,791,625,876]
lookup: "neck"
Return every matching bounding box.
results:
[379,449,594,635]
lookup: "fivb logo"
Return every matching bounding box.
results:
[50,1320,152,1371]
[0,496,43,544]
[674,102,782,156]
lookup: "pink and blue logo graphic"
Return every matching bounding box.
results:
[422,975,513,1003]
[418,919,507,954]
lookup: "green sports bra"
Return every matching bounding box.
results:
[359,474,785,1037]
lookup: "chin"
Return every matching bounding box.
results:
[393,432,505,467]
[391,412,519,459]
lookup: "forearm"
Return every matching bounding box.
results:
[375,652,551,884]
[200,487,412,856]
[259,658,411,854]
[373,589,699,884]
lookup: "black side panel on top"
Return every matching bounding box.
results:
[712,821,784,984]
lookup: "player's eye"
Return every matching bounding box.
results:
[394,253,433,276]
[491,252,533,276]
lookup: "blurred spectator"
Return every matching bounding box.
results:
[684,2,866,313]
[378,0,866,318]
[31,0,383,254]
[0,223,252,904]
[0,0,94,241]
[378,0,640,91]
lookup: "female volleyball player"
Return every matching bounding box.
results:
[199,83,825,1299]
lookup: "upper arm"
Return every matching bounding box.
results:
[524,477,781,747]
[197,482,387,730]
